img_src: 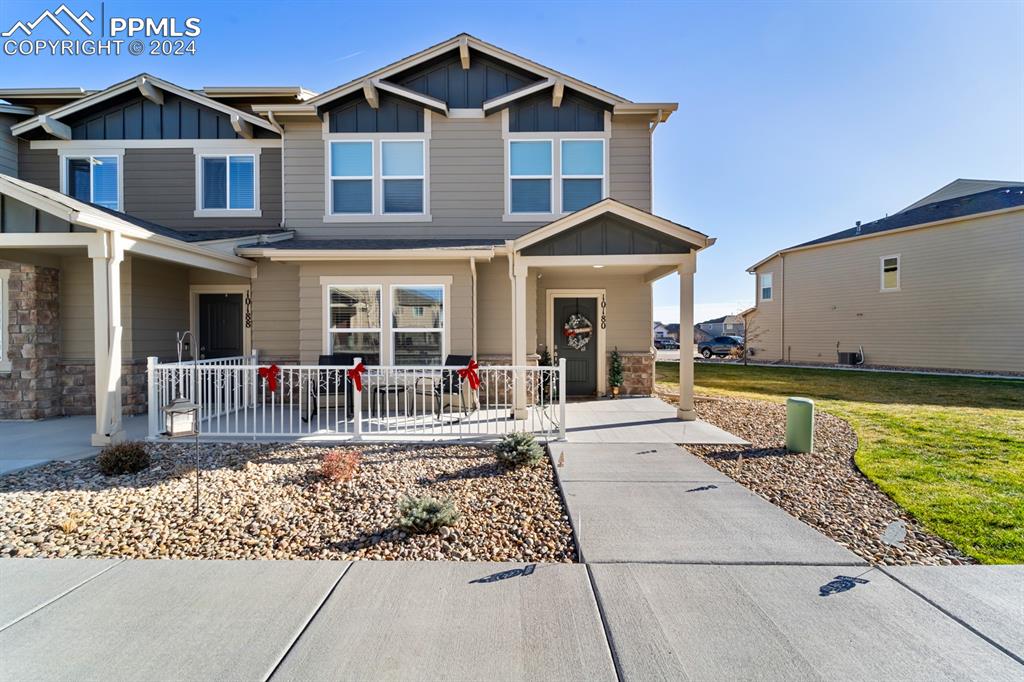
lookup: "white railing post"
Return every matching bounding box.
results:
[558,358,567,441]
[353,357,363,440]
[147,356,159,438]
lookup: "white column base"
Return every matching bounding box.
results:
[91,429,127,447]
[676,407,697,422]
[512,407,528,420]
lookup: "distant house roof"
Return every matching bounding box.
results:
[899,179,1022,213]
[749,183,1024,271]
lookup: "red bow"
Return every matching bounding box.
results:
[347,362,366,392]
[458,359,481,390]
[258,364,280,392]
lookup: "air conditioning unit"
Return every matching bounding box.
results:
[837,351,862,365]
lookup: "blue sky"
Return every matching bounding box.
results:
[2,0,1022,323]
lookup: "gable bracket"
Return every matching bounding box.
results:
[136,75,164,106]
[552,79,564,108]
[362,79,379,109]
[229,113,253,139]
[459,36,470,70]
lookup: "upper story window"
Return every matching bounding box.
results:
[328,139,428,219]
[196,153,259,216]
[760,272,774,301]
[505,135,608,219]
[62,154,120,211]
[881,255,900,291]
[509,140,552,214]
[561,140,605,212]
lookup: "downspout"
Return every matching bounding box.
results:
[780,253,785,362]
[267,111,286,229]
[470,256,478,358]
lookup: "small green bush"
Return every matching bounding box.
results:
[396,495,460,534]
[96,441,150,476]
[495,432,545,468]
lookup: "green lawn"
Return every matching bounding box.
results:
[656,362,1024,564]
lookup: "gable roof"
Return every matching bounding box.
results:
[10,74,279,139]
[899,179,1022,213]
[748,183,1024,271]
[308,33,631,111]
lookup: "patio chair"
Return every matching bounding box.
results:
[415,354,475,418]
[303,352,379,423]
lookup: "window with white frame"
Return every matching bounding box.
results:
[391,285,444,365]
[329,139,426,216]
[760,272,774,301]
[64,155,120,210]
[0,269,9,372]
[198,154,257,212]
[881,255,900,291]
[327,285,382,358]
[509,140,553,213]
[560,139,605,211]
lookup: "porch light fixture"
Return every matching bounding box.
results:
[164,397,198,438]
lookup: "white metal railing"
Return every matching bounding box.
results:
[147,356,566,442]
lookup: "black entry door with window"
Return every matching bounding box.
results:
[553,297,598,396]
[198,293,243,360]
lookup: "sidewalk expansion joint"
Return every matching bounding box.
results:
[0,558,126,633]
[585,563,625,682]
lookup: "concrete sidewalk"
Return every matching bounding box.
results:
[0,415,148,474]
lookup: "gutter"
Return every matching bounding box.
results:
[234,247,497,261]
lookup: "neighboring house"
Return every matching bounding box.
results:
[653,321,680,342]
[697,314,744,338]
[0,34,714,443]
[744,180,1024,373]
[692,326,713,344]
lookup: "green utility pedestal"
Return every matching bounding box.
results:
[785,397,815,453]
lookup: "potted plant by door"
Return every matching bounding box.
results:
[609,348,624,398]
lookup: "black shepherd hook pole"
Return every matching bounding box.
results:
[175,330,201,516]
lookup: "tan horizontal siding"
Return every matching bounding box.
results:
[745,255,783,361]
[535,271,652,353]
[58,254,132,362]
[251,259,300,362]
[18,143,58,189]
[476,257,513,356]
[609,115,652,211]
[130,258,189,361]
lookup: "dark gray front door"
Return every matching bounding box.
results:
[198,293,243,359]
[553,297,598,396]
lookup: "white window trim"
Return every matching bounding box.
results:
[0,269,10,373]
[390,283,446,366]
[322,112,432,223]
[59,150,123,211]
[560,138,607,213]
[320,276,452,365]
[193,150,262,217]
[880,254,901,292]
[502,108,611,222]
[325,283,384,358]
[759,272,774,302]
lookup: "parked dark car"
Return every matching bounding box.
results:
[698,336,744,358]
[654,338,679,350]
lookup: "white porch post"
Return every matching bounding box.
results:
[89,233,126,446]
[512,257,528,419]
[677,255,697,421]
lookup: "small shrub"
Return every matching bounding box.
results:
[321,449,361,483]
[495,432,545,468]
[396,495,460,534]
[96,441,150,476]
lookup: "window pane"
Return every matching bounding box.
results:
[392,286,443,329]
[229,156,255,209]
[67,158,91,202]
[762,287,772,299]
[382,141,423,176]
[562,178,602,211]
[202,157,227,209]
[510,141,552,176]
[883,271,897,289]
[330,286,380,328]
[383,179,423,213]
[510,178,551,213]
[330,331,380,358]
[332,179,372,214]
[561,140,603,175]
[331,141,372,177]
[91,157,119,210]
[393,332,442,366]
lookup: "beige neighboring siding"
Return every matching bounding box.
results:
[0,114,18,177]
[745,255,784,361]
[476,257,513,356]
[18,143,58,189]
[609,115,652,211]
[131,258,189,361]
[251,259,300,362]
[59,254,131,362]
[749,209,1024,372]
[296,260,473,364]
[123,147,282,229]
[535,271,653,353]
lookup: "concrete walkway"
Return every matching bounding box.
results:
[0,415,148,474]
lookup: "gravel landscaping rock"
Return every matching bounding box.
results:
[684,395,976,566]
[0,443,576,563]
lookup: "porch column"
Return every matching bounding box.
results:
[677,255,697,421]
[88,233,126,446]
[512,258,528,419]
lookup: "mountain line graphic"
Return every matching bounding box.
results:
[2,4,95,38]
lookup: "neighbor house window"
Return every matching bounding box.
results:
[760,272,774,301]
[391,285,444,365]
[0,269,9,372]
[330,141,373,214]
[199,154,257,212]
[64,155,120,210]
[881,255,900,291]
[561,139,605,211]
[327,285,381,357]
[509,140,552,213]
[381,141,424,214]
